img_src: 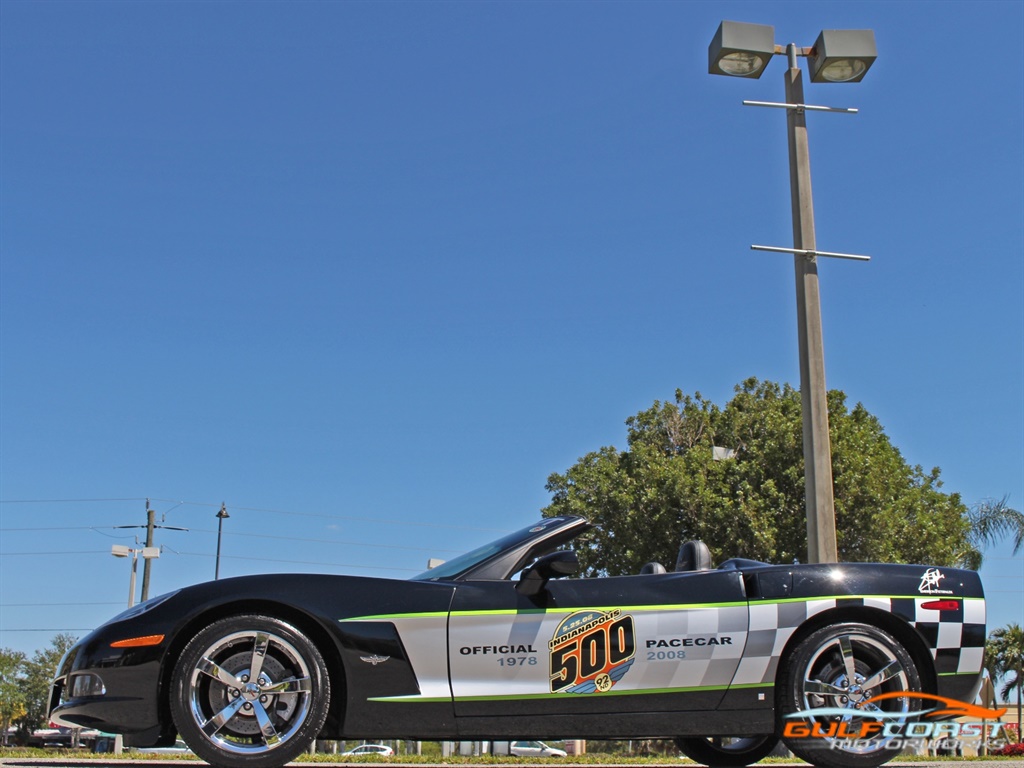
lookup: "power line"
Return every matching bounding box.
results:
[1,526,122,531]
[172,550,421,572]
[0,498,147,504]
[186,527,464,554]
[0,526,462,555]
[0,497,512,533]
[0,546,429,569]
[0,629,92,633]
[0,551,110,556]
[154,499,513,532]
[0,602,121,607]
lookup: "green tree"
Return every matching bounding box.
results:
[543,378,971,575]
[0,648,26,746]
[14,634,77,742]
[987,623,1024,738]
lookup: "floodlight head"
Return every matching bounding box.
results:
[142,547,160,559]
[111,545,130,558]
[808,29,877,83]
[709,21,776,79]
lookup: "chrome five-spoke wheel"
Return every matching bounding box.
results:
[778,623,922,768]
[171,615,329,768]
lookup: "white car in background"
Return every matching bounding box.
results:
[510,740,567,758]
[342,744,394,756]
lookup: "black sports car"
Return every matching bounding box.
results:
[50,515,986,768]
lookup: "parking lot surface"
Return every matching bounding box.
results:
[1,761,1022,768]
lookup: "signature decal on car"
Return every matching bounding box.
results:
[549,609,635,694]
[359,655,390,665]
[918,568,954,595]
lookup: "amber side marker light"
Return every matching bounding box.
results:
[111,634,165,648]
[920,600,961,611]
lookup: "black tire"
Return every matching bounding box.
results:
[777,622,922,768]
[170,614,330,768]
[676,735,779,766]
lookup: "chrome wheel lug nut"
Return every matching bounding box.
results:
[260,695,268,703]
[244,702,252,710]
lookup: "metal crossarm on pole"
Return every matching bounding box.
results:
[751,244,872,262]
[743,100,859,114]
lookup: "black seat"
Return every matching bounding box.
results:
[639,561,666,575]
[675,540,713,572]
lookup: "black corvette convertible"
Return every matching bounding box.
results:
[50,515,986,768]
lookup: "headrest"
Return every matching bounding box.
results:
[675,540,713,572]
[639,561,667,575]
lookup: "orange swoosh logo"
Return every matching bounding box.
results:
[866,691,1006,720]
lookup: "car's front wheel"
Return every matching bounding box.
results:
[675,735,779,766]
[777,622,922,768]
[171,614,330,768]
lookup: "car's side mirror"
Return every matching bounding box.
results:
[516,550,579,597]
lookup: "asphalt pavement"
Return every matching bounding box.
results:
[1,761,1021,768]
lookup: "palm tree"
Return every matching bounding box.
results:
[958,496,1024,569]
[986,624,1024,739]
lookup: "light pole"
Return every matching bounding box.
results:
[110,544,160,607]
[708,21,877,564]
[215,503,230,580]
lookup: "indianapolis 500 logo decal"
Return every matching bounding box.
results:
[549,609,635,694]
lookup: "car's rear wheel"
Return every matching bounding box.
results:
[171,614,330,768]
[777,622,922,768]
[676,735,779,766]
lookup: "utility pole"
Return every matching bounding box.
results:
[114,500,188,602]
[141,499,156,601]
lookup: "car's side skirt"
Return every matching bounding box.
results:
[452,708,775,739]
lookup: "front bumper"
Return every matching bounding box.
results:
[49,628,166,740]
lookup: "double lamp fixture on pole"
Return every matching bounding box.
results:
[708,21,877,564]
[110,544,160,608]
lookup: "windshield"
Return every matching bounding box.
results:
[410,517,578,581]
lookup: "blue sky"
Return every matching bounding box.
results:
[1,0,1021,669]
